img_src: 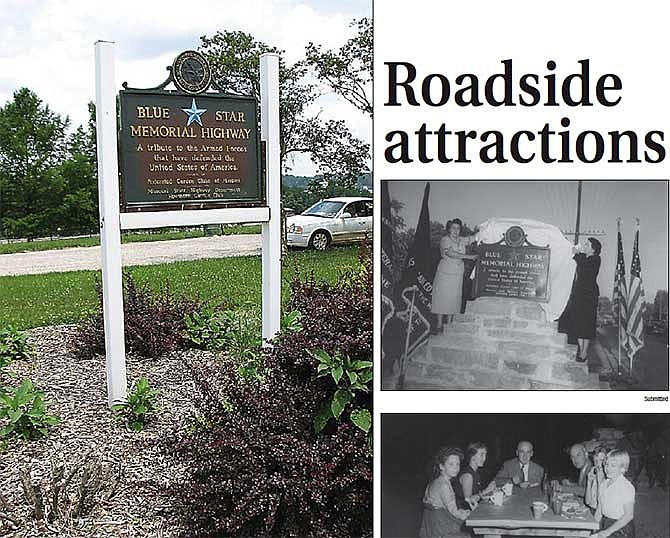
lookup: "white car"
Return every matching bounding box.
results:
[286,197,373,250]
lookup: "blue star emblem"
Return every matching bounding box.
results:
[182,98,207,126]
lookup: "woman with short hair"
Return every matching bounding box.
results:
[593,449,636,537]
[431,218,479,335]
[419,447,471,537]
[558,237,602,362]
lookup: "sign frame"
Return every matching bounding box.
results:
[95,43,281,407]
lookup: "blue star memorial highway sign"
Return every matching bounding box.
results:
[182,98,207,126]
[119,91,260,209]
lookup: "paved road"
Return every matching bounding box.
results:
[0,234,262,276]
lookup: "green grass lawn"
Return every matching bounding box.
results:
[0,246,359,330]
[0,225,262,254]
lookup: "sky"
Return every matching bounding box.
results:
[0,0,371,176]
[389,180,669,300]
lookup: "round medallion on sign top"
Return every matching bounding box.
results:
[504,225,526,247]
[172,50,212,94]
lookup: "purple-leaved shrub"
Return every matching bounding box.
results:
[170,243,372,537]
[73,272,200,360]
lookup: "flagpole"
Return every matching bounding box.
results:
[398,286,417,390]
[617,217,622,375]
[618,303,621,375]
[574,180,583,245]
[626,224,640,370]
[630,217,640,375]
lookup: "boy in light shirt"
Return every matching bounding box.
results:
[592,449,635,538]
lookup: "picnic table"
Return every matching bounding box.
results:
[465,486,599,537]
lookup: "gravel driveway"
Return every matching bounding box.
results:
[0,234,262,277]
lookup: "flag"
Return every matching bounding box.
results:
[612,220,628,356]
[626,220,645,359]
[380,181,396,337]
[381,181,404,373]
[395,182,433,357]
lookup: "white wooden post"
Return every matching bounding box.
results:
[260,53,282,343]
[94,41,127,406]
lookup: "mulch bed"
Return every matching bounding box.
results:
[0,325,218,537]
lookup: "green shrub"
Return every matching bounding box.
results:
[112,377,159,432]
[280,309,303,334]
[184,306,229,350]
[185,304,264,380]
[311,349,372,434]
[0,379,60,440]
[220,309,263,381]
[0,326,33,366]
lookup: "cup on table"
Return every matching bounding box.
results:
[492,490,504,506]
[552,497,563,515]
[502,482,513,496]
[532,501,548,519]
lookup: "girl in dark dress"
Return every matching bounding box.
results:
[558,237,602,362]
[455,442,496,509]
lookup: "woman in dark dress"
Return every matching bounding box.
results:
[558,237,602,362]
[454,442,496,509]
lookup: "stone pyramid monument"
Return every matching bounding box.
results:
[403,297,607,390]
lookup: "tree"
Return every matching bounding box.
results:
[57,102,99,235]
[199,30,369,189]
[0,88,70,239]
[653,290,669,320]
[305,17,372,117]
[0,91,99,239]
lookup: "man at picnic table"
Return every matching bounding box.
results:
[494,440,545,488]
[561,443,593,497]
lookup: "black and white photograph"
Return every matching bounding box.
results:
[381,180,669,391]
[381,413,670,538]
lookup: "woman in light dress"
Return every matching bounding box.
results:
[431,218,479,335]
[419,447,471,537]
[592,450,636,537]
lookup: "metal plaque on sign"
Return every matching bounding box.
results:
[474,226,551,302]
[119,91,262,210]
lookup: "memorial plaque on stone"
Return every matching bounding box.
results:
[474,226,551,302]
[119,91,261,210]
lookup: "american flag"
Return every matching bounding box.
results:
[626,220,645,360]
[612,221,628,356]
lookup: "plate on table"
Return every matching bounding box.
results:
[561,499,589,516]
